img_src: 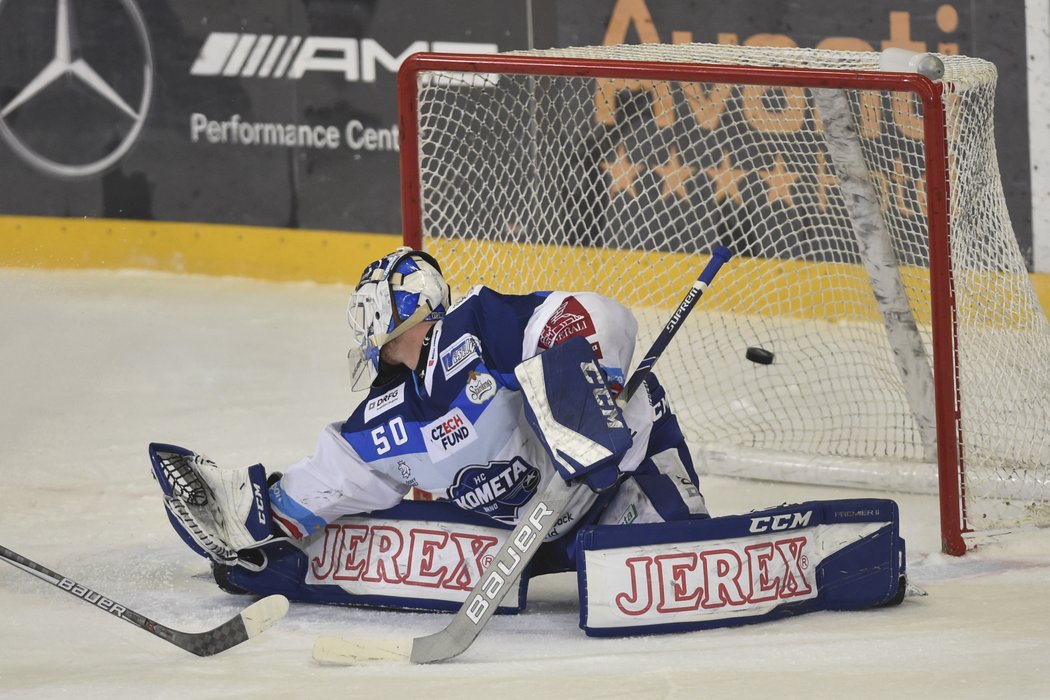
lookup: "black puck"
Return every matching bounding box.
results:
[746,346,775,365]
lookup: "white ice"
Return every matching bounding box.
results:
[1,268,1048,700]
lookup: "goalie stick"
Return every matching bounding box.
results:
[313,245,734,666]
[0,544,289,656]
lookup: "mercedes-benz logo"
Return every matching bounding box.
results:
[0,0,153,178]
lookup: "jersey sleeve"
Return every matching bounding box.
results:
[268,422,410,539]
[449,287,545,377]
[522,292,656,474]
[522,291,638,395]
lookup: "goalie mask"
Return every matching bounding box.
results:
[347,247,450,389]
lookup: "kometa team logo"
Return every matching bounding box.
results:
[448,458,540,523]
[0,0,153,178]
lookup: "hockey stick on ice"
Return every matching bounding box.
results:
[313,245,734,666]
[0,544,289,656]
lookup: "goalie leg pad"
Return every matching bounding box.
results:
[218,500,532,614]
[576,498,905,637]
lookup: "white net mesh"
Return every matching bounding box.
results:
[405,43,1050,544]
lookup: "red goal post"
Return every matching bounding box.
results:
[396,45,1050,555]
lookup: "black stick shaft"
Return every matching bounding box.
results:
[622,245,734,402]
[1,544,156,628]
[0,543,278,656]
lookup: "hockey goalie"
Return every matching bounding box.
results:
[150,247,906,637]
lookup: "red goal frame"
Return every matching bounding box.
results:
[396,52,965,555]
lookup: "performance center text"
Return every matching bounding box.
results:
[190,113,398,151]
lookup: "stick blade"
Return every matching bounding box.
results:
[410,627,474,664]
[240,594,290,638]
[173,594,290,657]
[312,636,410,666]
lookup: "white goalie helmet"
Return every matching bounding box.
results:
[347,246,451,389]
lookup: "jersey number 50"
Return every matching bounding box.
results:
[371,416,409,455]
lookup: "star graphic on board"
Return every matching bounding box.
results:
[813,152,839,212]
[653,145,697,202]
[892,158,921,218]
[600,144,644,199]
[705,149,748,206]
[757,155,801,207]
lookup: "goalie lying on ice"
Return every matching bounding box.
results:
[150,247,907,636]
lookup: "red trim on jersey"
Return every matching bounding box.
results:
[272,511,305,540]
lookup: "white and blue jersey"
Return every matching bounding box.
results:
[269,287,708,542]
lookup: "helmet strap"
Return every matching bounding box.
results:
[379,304,435,347]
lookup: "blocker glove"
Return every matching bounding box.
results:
[515,336,634,492]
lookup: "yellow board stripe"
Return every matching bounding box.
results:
[3,215,1050,325]
[427,237,1050,326]
[0,215,399,285]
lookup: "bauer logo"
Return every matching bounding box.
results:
[447,457,540,523]
[364,384,405,422]
[58,578,128,616]
[190,35,497,83]
[423,407,477,461]
[465,499,553,624]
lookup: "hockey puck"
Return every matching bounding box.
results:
[745,346,775,365]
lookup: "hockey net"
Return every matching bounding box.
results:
[397,43,1050,554]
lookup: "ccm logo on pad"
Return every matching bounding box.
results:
[748,510,813,533]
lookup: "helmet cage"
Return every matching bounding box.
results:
[347,248,449,389]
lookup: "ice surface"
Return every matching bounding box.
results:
[1,268,1048,700]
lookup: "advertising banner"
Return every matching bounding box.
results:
[0,0,1037,269]
[0,0,524,235]
[535,0,1034,263]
